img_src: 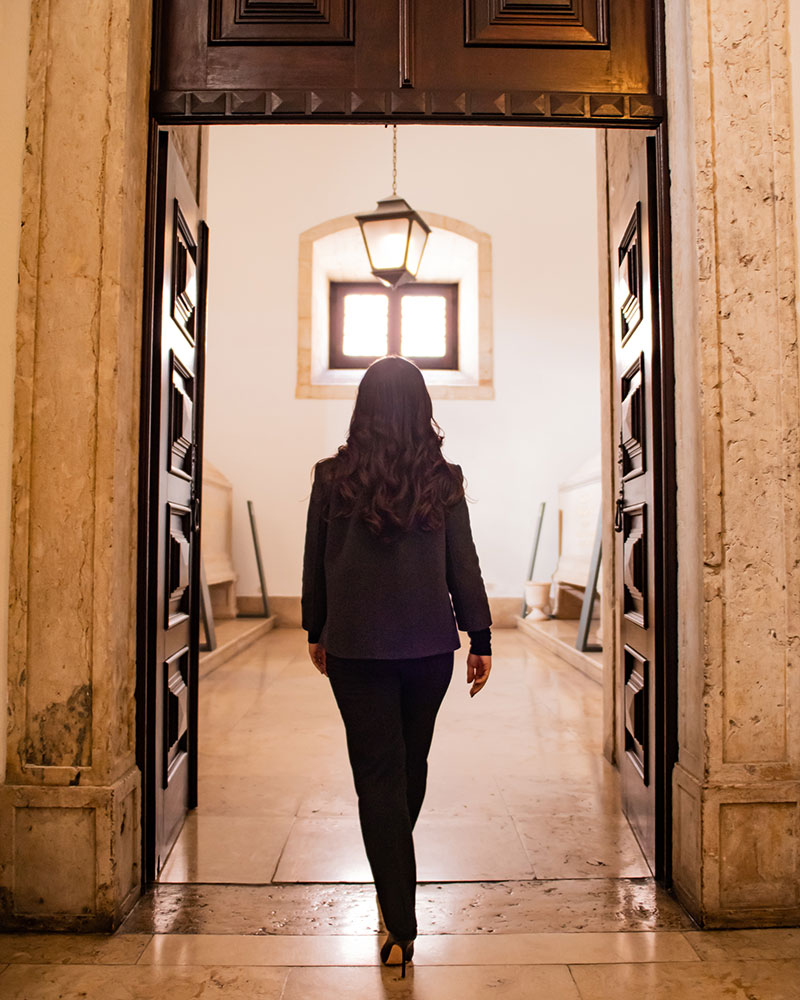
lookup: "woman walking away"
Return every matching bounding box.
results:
[301,355,492,977]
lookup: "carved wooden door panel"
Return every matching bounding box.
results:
[610,132,661,873]
[152,1,662,127]
[145,131,209,875]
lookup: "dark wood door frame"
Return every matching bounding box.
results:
[651,125,677,887]
[151,0,662,127]
[651,0,678,886]
[138,0,677,886]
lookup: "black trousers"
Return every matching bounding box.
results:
[326,650,454,941]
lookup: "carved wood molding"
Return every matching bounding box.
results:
[152,88,663,124]
[210,0,355,44]
[466,0,608,47]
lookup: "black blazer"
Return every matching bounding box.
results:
[302,462,492,660]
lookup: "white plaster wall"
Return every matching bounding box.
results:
[0,1,32,780]
[204,124,601,600]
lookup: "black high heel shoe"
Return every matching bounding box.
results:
[380,933,414,978]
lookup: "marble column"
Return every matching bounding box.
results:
[0,0,152,930]
[667,0,800,925]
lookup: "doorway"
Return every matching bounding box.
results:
[139,0,675,897]
[137,119,676,892]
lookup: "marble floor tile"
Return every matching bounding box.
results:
[570,960,800,1000]
[159,813,295,883]
[273,814,534,882]
[139,933,379,966]
[120,883,385,936]
[137,930,697,968]
[295,781,359,818]
[272,816,372,882]
[418,772,509,818]
[195,749,277,778]
[501,771,623,810]
[417,930,698,965]
[411,878,697,935]
[684,928,800,961]
[282,964,581,999]
[196,772,307,817]
[514,812,652,878]
[414,816,534,880]
[501,753,615,784]
[0,933,152,965]
[0,964,290,1000]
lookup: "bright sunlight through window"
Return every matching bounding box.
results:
[342,294,389,357]
[400,295,448,357]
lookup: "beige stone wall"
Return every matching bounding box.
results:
[0,1,33,785]
[0,0,152,930]
[666,0,800,925]
[791,0,800,324]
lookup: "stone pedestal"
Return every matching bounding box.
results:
[0,0,151,930]
[667,0,800,926]
[0,769,140,931]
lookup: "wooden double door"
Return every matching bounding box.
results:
[139,1,676,883]
[606,130,674,876]
[139,131,208,876]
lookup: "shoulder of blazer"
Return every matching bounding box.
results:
[445,462,466,504]
[312,457,336,492]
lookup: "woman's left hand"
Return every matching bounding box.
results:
[309,643,327,676]
[467,653,491,697]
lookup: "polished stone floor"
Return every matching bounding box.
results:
[160,627,648,884]
[1,927,800,998]
[4,629,799,998]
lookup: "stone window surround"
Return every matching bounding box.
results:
[296,212,494,399]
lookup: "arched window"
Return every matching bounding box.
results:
[297,212,493,399]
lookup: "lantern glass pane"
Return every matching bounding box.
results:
[360,217,410,270]
[406,220,429,276]
[401,295,447,357]
[342,294,389,356]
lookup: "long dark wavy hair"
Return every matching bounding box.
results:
[320,356,464,537]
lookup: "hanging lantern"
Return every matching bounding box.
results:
[355,127,430,288]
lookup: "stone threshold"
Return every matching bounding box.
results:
[199,616,277,679]
[119,879,695,935]
[515,616,603,685]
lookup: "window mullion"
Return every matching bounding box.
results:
[388,290,401,356]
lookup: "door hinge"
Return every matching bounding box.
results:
[615,430,625,533]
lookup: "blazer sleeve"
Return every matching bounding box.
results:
[445,470,492,633]
[301,465,328,643]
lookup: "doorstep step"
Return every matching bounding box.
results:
[516,615,603,685]
[199,616,276,678]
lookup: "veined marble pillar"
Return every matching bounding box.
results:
[667,0,800,925]
[0,0,151,930]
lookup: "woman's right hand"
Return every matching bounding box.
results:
[467,654,491,697]
[309,643,327,676]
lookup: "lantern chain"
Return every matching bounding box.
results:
[392,125,397,196]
